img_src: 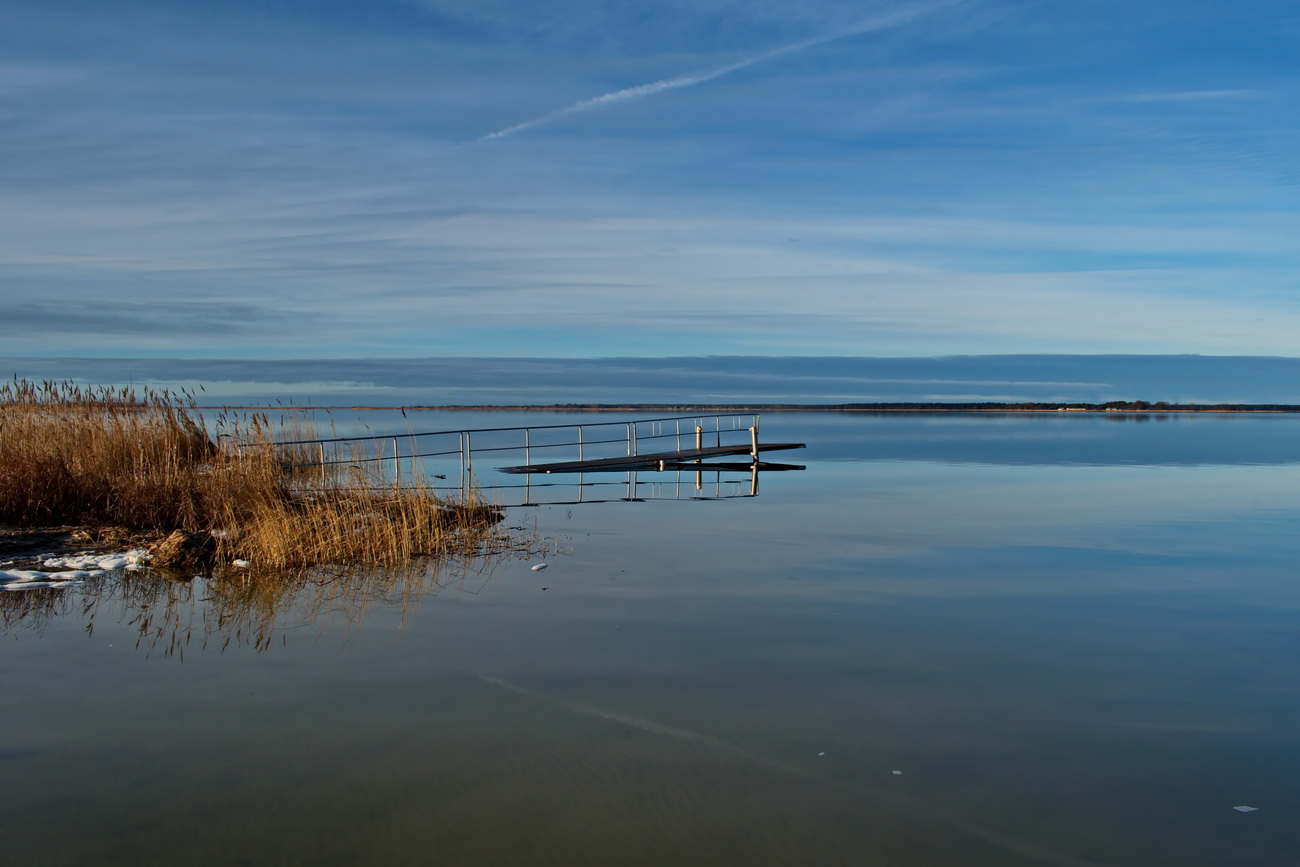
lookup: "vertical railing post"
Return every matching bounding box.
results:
[632,422,638,455]
[695,424,703,452]
[578,425,584,462]
[392,438,400,488]
[319,443,326,484]
[524,427,531,468]
[750,425,759,460]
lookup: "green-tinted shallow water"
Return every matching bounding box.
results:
[4,412,1300,866]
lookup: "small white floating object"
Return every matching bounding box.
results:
[95,556,129,571]
[817,752,826,756]
[530,563,549,571]
[892,770,903,775]
[232,559,251,569]
[1233,806,1260,812]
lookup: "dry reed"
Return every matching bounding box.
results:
[0,378,503,569]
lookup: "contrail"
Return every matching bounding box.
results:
[478,3,955,142]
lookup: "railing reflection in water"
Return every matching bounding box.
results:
[510,465,763,505]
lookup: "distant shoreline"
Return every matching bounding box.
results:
[201,402,1300,413]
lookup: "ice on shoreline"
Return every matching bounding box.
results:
[43,549,150,571]
[1,548,152,590]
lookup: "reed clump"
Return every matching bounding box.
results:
[0,378,502,569]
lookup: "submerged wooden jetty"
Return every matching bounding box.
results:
[276,412,804,504]
[501,442,804,474]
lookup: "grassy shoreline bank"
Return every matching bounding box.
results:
[0,380,504,571]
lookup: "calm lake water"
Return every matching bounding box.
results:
[5,411,1300,866]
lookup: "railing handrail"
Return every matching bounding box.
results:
[260,412,781,506]
[269,412,755,447]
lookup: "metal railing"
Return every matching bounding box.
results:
[269,414,768,506]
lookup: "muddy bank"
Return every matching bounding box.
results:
[0,525,158,567]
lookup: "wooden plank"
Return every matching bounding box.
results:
[499,442,805,474]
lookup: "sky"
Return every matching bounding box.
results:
[2,0,1298,360]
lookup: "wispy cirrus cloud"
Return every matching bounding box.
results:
[1117,89,1264,103]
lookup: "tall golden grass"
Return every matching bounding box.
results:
[0,378,503,569]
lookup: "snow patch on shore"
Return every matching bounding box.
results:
[1,548,152,590]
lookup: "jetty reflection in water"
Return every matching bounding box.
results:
[508,461,804,505]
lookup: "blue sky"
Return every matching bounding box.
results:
[2,0,1298,359]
